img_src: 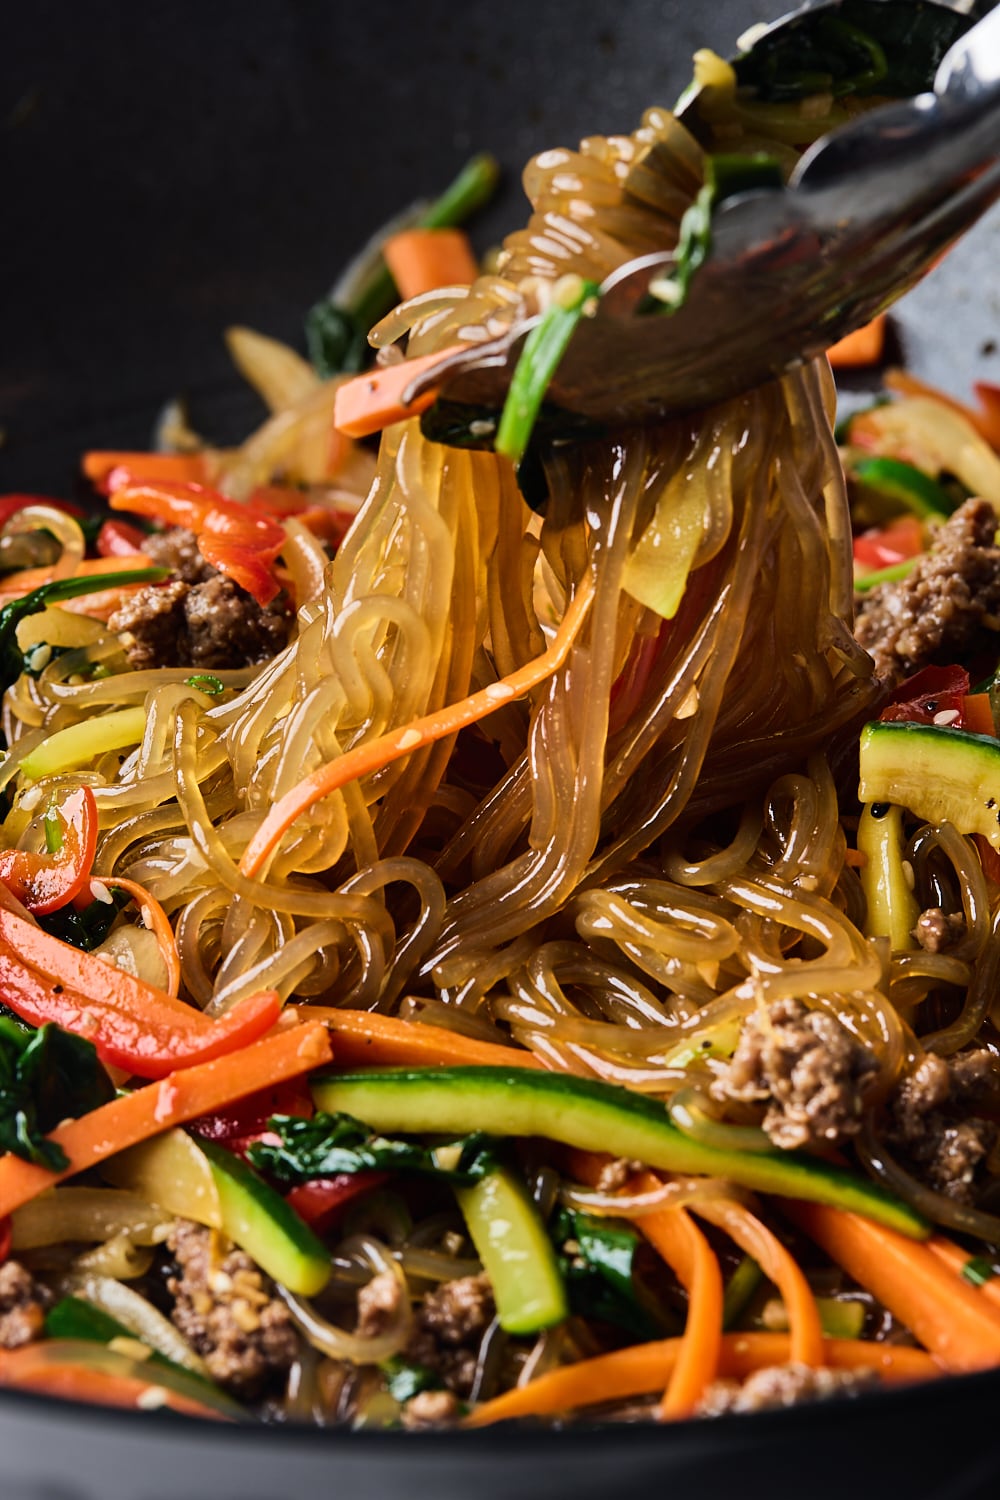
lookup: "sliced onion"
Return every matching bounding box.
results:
[62,1274,208,1377]
[559,1173,737,1218]
[12,1188,172,1252]
[280,1242,412,1366]
[669,1087,775,1154]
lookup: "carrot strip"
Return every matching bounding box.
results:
[464,1332,938,1427]
[567,1154,723,1418]
[827,314,886,368]
[785,1200,1000,1372]
[694,1197,824,1368]
[0,1021,333,1218]
[647,1205,723,1419]
[105,876,182,999]
[83,452,210,492]
[0,1360,226,1419]
[383,228,479,300]
[240,572,595,879]
[0,552,156,603]
[290,1006,544,1071]
[333,344,465,439]
[927,1235,1000,1312]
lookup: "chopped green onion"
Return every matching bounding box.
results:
[43,803,64,855]
[185,673,225,696]
[853,457,954,519]
[961,1255,998,1288]
[854,556,921,593]
[418,152,501,232]
[722,1255,764,1329]
[495,277,601,467]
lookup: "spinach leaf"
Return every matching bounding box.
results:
[553,1207,677,1341]
[381,1356,442,1404]
[0,568,167,697]
[305,302,371,379]
[0,1019,114,1170]
[734,1,971,102]
[38,885,130,951]
[248,1110,500,1187]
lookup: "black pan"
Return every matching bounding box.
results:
[3,3,1000,1496]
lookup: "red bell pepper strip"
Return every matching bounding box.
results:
[879,665,972,727]
[95,518,149,558]
[285,1172,390,1236]
[0,947,283,1079]
[0,1216,11,1266]
[0,786,98,916]
[853,515,925,572]
[108,481,286,607]
[188,1076,313,1148]
[0,905,282,1078]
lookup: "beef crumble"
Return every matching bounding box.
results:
[405,1274,495,1398]
[855,498,1000,685]
[698,1362,878,1416]
[913,907,967,954]
[888,1049,1000,1203]
[712,998,878,1150]
[0,1261,49,1349]
[108,528,292,672]
[167,1221,298,1398]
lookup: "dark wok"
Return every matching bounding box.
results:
[3,2,1000,1496]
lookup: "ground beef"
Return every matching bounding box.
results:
[143,527,216,584]
[855,498,1000,685]
[355,1270,404,1340]
[405,1274,495,1398]
[0,1261,49,1349]
[913,907,966,954]
[888,1049,1000,1203]
[711,999,878,1150]
[108,532,292,673]
[698,1362,878,1417]
[401,1389,463,1429]
[167,1221,298,1398]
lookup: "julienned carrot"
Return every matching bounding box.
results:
[568,1155,723,1420]
[694,1197,823,1368]
[0,1349,226,1420]
[785,1200,1000,1372]
[289,1006,545,1071]
[240,572,595,878]
[333,344,466,439]
[106,876,182,999]
[928,1236,1000,1312]
[642,1197,723,1419]
[463,1332,938,1427]
[827,314,886,368]
[0,552,156,604]
[83,451,210,492]
[382,227,479,300]
[0,1021,333,1218]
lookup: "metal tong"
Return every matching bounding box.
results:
[420,0,1000,425]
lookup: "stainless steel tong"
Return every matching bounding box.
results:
[425,0,1000,425]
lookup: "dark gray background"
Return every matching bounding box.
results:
[4,0,998,498]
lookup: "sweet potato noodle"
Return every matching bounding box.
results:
[5,59,1000,1427]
